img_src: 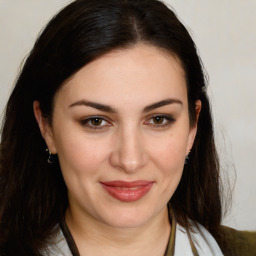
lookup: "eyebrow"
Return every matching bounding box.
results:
[69,100,116,113]
[142,98,182,113]
[69,98,182,113]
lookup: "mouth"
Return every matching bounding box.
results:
[100,180,154,202]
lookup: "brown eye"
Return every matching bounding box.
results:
[152,116,164,124]
[145,115,175,128]
[80,116,111,130]
[90,118,103,126]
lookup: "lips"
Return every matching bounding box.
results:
[101,180,154,202]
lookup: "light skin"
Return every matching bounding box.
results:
[34,44,201,256]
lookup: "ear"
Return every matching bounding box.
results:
[33,101,57,154]
[186,100,201,154]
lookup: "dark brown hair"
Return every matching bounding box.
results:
[0,0,225,254]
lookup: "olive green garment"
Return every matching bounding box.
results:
[219,226,256,256]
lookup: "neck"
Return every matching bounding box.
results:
[65,206,171,256]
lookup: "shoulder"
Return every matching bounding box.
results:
[175,222,223,256]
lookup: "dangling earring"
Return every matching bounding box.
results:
[185,151,191,165]
[46,148,55,164]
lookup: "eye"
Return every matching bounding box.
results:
[152,116,165,125]
[145,115,175,128]
[80,116,110,129]
[90,117,104,126]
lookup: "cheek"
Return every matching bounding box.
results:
[54,131,110,178]
[149,131,188,170]
[147,129,189,197]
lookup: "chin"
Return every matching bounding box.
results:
[100,207,157,229]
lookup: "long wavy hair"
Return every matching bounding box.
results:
[0,0,225,254]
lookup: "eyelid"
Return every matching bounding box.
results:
[144,114,176,127]
[80,115,112,129]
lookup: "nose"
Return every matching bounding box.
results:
[110,126,148,173]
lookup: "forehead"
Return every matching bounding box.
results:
[56,44,187,109]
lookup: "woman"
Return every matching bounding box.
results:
[0,0,225,255]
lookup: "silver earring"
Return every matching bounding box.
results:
[46,149,54,164]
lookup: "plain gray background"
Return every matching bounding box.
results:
[0,0,255,230]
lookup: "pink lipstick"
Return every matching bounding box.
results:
[101,180,153,202]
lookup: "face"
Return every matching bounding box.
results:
[35,44,199,229]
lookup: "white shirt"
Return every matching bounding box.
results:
[45,222,223,256]
[175,223,223,255]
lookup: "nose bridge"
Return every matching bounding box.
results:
[110,123,147,173]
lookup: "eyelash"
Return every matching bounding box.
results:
[80,115,175,130]
[80,115,111,130]
[145,115,175,128]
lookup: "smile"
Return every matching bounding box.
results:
[100,180,154,202]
